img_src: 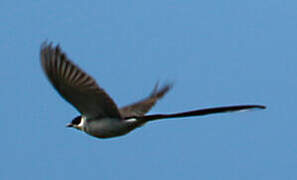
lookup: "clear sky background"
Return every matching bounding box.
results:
[0,0,296,179]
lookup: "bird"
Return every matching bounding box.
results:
[40,42,266,139]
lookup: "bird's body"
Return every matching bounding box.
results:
[83,117,138,138]
[40,42,265,139]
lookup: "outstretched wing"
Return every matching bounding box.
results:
[40,42,122,119]
[120,83,172,117]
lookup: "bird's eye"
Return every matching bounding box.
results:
[72,116,81,125]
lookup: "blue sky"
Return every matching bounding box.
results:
[0,0,296,179]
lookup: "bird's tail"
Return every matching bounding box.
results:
[127,105,266,123]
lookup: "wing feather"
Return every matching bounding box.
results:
[40,42,122,119]
[120,83,172,117]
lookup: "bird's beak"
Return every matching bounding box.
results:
[66,123,73,128]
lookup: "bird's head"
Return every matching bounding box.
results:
[66,116,85,131]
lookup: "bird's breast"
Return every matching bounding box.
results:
[84,118,136,138]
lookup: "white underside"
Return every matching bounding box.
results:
[125,118,137,122]
[77,116,87,130]
[80,117,139,138]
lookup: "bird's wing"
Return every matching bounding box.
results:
[40,42,122,119]
[120,83,172,117]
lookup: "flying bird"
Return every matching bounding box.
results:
[40,42,266,139]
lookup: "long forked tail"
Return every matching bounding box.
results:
[127,105,266,122]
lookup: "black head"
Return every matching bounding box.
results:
[66,116,82,128]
